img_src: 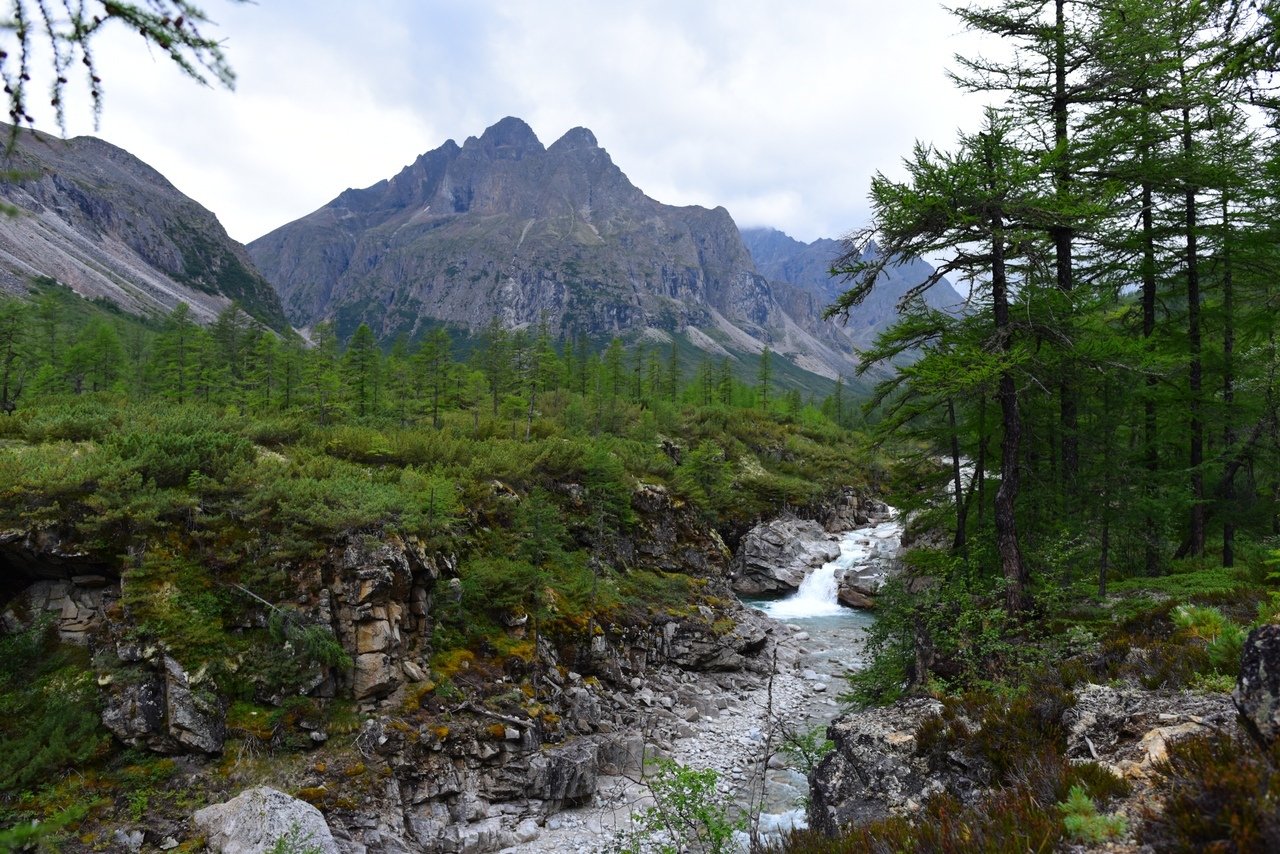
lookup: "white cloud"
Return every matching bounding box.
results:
[22,0,997,246]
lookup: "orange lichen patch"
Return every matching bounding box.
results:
[431,648,475,678]
[295,786,328,806]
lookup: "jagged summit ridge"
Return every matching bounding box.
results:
[249,118,956,384]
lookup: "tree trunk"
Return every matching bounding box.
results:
[985,146,1029,614]
[948,397,967,554]
[1141,168,1159,575]
[1183,99,1206,558]
[1221,194,1235,567]
[1053,0,1079,495]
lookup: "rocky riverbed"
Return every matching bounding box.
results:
[508,511,898,853]
[506,617,870,853]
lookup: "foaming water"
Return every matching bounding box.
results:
[755,513,902,621]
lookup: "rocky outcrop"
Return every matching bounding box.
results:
[0,574,117,642]
[100,654,225,755]
[193,787,340,854]
[608,482,732,578]
[811,489,889,534]
[730,515,839,596]
[299,600,775,854]
[1234,623,1280,746]
[808,682,1242,838]
[318,533,447,703]
[1064,682,1239,772]
[807,698,952,834]
[0,124,286,328]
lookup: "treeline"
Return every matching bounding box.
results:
[0,283,858,429]
[840,0,1280,611]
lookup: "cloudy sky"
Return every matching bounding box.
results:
[34,1,994,246]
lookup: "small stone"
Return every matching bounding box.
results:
[159,838,179,851]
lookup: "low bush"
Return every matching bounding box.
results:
[1141,734,1280,851]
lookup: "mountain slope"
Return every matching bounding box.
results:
[249,118,863,382]
[0,125,287,330]
[740,226,966,349]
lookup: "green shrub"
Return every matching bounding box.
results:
[108,408,254,488]
[0,621,111,791]
[611,759,743,854]
[1058,784,1128,843]
[21,395,123,441]
[1141,734,1280,851]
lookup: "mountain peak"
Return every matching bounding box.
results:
[466,116,544,159]
[549,126,599,152]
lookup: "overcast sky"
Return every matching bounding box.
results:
[34,1,995,246]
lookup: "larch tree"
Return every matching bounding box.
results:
[831,110,1069,614]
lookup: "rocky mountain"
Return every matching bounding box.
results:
[0,125,287,330]
[740,226,967,350]
[249,117,867,381]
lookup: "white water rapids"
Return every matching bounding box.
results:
[732,509,903,848]
[756,511,903,620]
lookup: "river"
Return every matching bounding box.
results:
[509,509,903,853]
[740,511,901,844]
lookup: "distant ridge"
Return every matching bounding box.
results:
[0,124,287,329]
[740,226,966,350]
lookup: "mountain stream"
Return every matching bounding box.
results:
[510,510,903,853]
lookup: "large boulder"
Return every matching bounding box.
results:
[807,698,950,834]
[100,655,225,755]
[1235,623,1280,747]
[526,740,599,808]
[730,515,840,597]
[192,786,340,854]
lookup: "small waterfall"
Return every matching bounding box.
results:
[757,512,901,621]
[763,560,844,619]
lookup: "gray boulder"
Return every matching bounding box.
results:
[1235,623,1280,746]
[192,787,340,854]
[100,655,224,755]
[730,515,839,596]
[526,740,598,808]
[807,698,948,834]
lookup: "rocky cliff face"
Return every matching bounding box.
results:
[740,226,966,350]
[0,478,779,853]
[0,125,287,329]
[248,118,863,381]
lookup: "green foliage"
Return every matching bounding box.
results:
[674,440,734,516]
[777,725,834,775]
[108,407,255,488]
[612,759,744,854]
[0,803,90,854]
[844,547,1051,705]
[0,619,111,792]
[268,611,352,670]
[267,824,325,854]
[122,550,228,664]
[1058,785,1128,844]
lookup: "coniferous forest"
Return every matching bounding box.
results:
[3,1,1280,852]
